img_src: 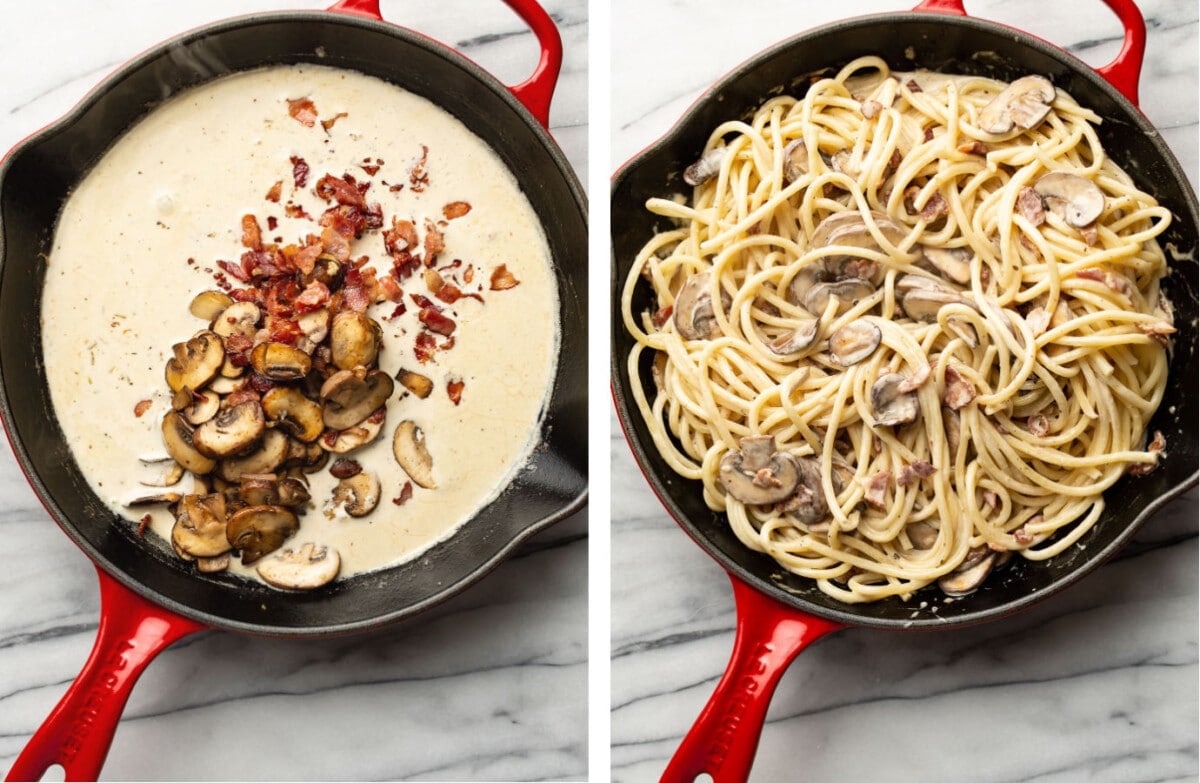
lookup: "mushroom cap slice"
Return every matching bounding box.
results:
[768,319,819,355]
[829,320,882,366]
[161,410,217,475]
[256,542,340,590]
[322,413,386,454]
[779,456,828,525]
[138,456,185,488]
[296,308,330,345]
[919,246,973,285]
[682,146,727,187]
[171,493,232,558]
[193,401,266,458]
[211,300,261,340]
[251,342,313,381]
[672,271,729,341]
[276,476,312,509]
[218,428,289,482]
[181,389,221,426]
[809,210,908,283]
[238,476,280,507]
[1033,172,1105,227]
[226,505,298,565]
[782,139,810,184]
[802,277,876,318]
[938,547,996,596]
[189,290,234,322]
[331,471,381,517]
[896,274,965,323]
[165,330,224,393]
[396,368,435,399]
[330,311,382,371]
[261,386,324,442]
[321,368,394,430]
[393,419,436,489]
[977,75,1055,135]
[196,553,231,574]
[871,373,920,428]
[718,435,801,505]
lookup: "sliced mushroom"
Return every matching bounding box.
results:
[776,456,827,525]
[768,319,819,355]
[284,437,328,472]
[943,406,962,456]
[209,374,242,395]
[189,290,234,322]
[193,401,266,458]
[256,542,340,590]
[164,330,224,393]
[672,271,729,341]
[181,390,220,426]
[977,75,1055,135]
[171,493,231,558]
[907,521,939,550]
[226,505,298,565]
[138,456,185,488]
[296,308,330,345]
[682,146,727,186]
[161,411,217,475]
[809,210,908,283]
[321,368,394,430]
[330,311,382,370]
[1034,172,1105,227]
[870,373,920,427]
[211,300,261,340]
[717,435,801,505]
[896,274,965,323]
[396,368,434,399]
[218,428,289,482]
[919,246,972,285]
[126,491,183,507]
[261,386,324,442]
[829,320,882,366]
[322,413,386,454]
[331,471,381,517]
[393,419,436,489]
[196,553,230,574]
[276,476,312,509]
[251,342,313,381]
[782,139,810,184]
[239,475,280,507]
[938,547,996,596]
[801,277,876,317]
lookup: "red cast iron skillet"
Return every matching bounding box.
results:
[610,0,1198,780]
[0,0,586,779]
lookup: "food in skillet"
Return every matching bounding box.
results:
[621,56,1174,603]
[42,64,558,590]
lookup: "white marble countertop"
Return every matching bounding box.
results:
[610,1,1198,782]
[0,1,587,781]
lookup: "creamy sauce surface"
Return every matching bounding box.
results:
[41,64,558,582]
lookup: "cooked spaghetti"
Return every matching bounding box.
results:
[621,56,1174,603]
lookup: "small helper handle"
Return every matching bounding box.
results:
[327,0,563,128]
[912,0,1146,106]
[5,568,204,782]
[661,577,842,783]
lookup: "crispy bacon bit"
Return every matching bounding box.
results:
[447,378,465,405]
[982,489,1000,509]
[443,201,472,220]
[138,514,153,536]
[392,481,414,506]
[321,111,349,132]
[241,214,263,251]
[266,180,283,203]
[434,283,465,304]
[384,217,418,255]
[957,141,988,156]
[652,305,673,328]
[290,155,311,188]
[330,458,363,479]
[287,97,318,127]
[1128,431,1166,476]
[1013,523,1036,546]
[1080,222,1099,246]
[861,99,882,119]
[379,274,404,303]
[897,364,932,393]
[920,191,948,221]
[463,265,475,284]
[906,78,922,93]
[414,331,437,363]
[922,126,934,142]
[217,259,251,283]
[408,144,430,192]
[315,173,369,209]
[1137,319,1177,346]
[285,201,312,220]
[864,470,890,509]
[419,308,456,336]
[386,303,408,320]
[896,460,936,487]
[423,219,445,266]
[490,264,520,291]
[225,387,262,407]
[294,280,330,313]
[1017,186,1045,226]
[1026,307,1051,336]
[1026,414,1050,437]
[133,399,153,417]
[943,365,976,410]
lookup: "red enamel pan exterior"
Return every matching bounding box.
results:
[609,1,1197,781]
[0,1,586,780]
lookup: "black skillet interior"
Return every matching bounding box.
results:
[611,12,1198,630]
[0,12,587,636]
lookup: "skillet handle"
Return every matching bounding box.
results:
[911,0,1145,106]
[661,576,842,783]
[5,567,204,782]
[325,0,563,128]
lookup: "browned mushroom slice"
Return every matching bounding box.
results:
[396,368,434,399]
[283,437,329,472]
[276,475,312,509]
[189,290,234,322]
[829,320,882,366]
[164,330,224,393]
[672,271,730,341]
[682,146,727,186]
[977,75,1055,135]
[138,456,185,488]
[226,505,298,565]
[907,522,939,550]
[261,386,324,442]
[782,139,811,184]
[331,471,381,517]
[162,411,217,475]
[1033,172,1105,227]
[195,553,230,574]
[330,311,383,370]
[238,475,280,507]
[919,246,973,285]
[871,373,920,427]
[208,374,242,395]
[393,419,436,489]
[171,493,231,558]
[296,308,330,345]
[768,319,819,355]
[938,547,996,596]
[322,414,386,454]
[218,429,290,482]
[251,342,313,381]
[193,401,266,458]
[256,543,340,590]
[718,435,801,505]
[126,491,183,507]
[896,274,966,323]
[181,389,220,426]
[776,456,827,525]
[321,368,394,430]
[809,210,908,284]
[801,277,876,318]
[211,300,261,340]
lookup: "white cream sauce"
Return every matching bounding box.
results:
[41,64,558,582]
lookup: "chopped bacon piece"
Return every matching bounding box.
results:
[1025,307,1051,336]
[861,99,881,119]
[321,111,348,132]
[906,78,922,93]
[392,481,414,506]
[864,470,890,509]
[1013,524,1036,546]
[287,97,318,127]
[1137,319,1177,346]
[290,155,310,188]
[463,265,475,284]
[294,243,322,276]
[920,191,948,221]
[410,292,437,310]
[267,318,303,346]
[294,280,330,313]
[408,144,430,191]
[1017,186,1046,226]
[652,305,673,328]
[315,173,368,209]
[957,141,988,156]
[1128,431,1166,476]
[434,283,465,304]
[423,219,445,266]
[419,308,456,336]
[217,259,251,283]
[897,364,932,393]
[266,180,283,203]
[386,303,407,320]
[379,274,404,303]
[133,399,153,417]
[943,365,976,410]
[896,460,936,487]
[225,387,262,407]
[1080,223,1099,246]
[241,214,263,251]
[384,217,418,254]
[284,201,312,221]
[138,514,152,536]
[443,201,472,220]
[414,331,437,363]
[490,264,520,290]
[341,284,372,313]
[447,378,465,405]
[1026,414,1050,437]
[982,489,999,509]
